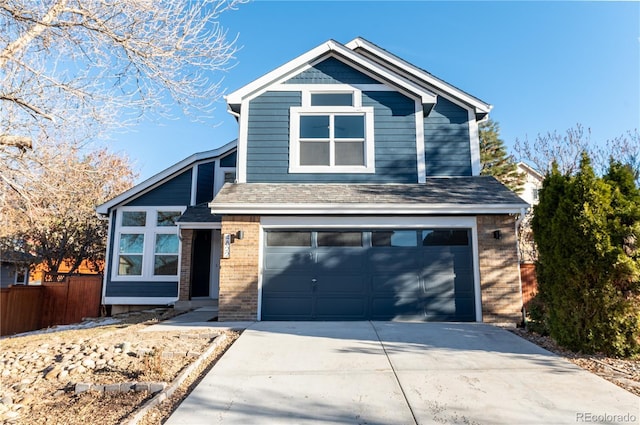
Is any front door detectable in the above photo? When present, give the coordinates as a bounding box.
[191,230,212,297]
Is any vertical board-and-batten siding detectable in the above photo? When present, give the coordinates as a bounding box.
[246,58,417,183]
[424,97,472,176]
[196,161,215,205]
[104,170,193,299]
[127,169,193,206]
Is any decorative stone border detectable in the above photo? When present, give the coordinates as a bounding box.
[74,381,167,395]
[123,333,229,425]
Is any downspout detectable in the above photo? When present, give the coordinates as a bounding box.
[515,207,528,326]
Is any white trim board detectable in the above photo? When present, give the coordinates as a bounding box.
[103,297,178,305]
[212,203,529,216]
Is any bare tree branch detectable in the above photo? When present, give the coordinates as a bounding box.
[1,0,247,152]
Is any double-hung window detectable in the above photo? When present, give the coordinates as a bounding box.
[290,90,375,173]
[114,208,183,281]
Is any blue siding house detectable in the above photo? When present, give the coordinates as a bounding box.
[97,142,237,311]
[98,38,528,323]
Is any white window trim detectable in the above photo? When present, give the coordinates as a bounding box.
[289,105,375,174]
[215,166,237,195]
[14,268,28,285]
[111,206,185,282]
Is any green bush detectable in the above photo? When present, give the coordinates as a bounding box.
[524,293,549,336]
[532,154,640,357]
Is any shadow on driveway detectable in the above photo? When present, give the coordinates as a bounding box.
[165,321,639,425]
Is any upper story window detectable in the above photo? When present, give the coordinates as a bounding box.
[113,207,184,281]
[290,89,375,174]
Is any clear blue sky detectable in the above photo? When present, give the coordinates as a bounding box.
[107,0,640,182]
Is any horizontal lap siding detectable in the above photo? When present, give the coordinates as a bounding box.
[285,57,379,85]
[246,90,418,183]
[246,91,300,182]
[105,281,178,298]
[424,98,472,177]
[365,91,416,182]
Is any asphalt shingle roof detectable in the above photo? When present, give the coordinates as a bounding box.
[210,177,528,207]
[176,204,222,223]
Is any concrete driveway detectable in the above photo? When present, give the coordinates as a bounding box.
[165,322,639,425]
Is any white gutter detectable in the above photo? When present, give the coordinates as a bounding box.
[515,206,529,324]
[209,202,530,216]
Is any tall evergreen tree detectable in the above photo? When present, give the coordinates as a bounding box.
[478,119,525,192]
[532,154,640,356]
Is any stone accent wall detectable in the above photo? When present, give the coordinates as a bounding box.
[179,229,193,301]
[477,215,523,325]
[218,216,261,321]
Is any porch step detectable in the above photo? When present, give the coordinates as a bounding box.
[174,299,219,311]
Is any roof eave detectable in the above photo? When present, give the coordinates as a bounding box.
[224,39,437,109]
[345,37,492,116]
[96,139,237,215]
[209,202,530,216]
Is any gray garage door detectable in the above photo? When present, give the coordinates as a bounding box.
[261,229,475,321]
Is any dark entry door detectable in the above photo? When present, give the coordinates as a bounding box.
[191,230,212,297]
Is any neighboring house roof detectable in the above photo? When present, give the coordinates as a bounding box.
[225,38,443,115]
[345,37,492,119]
[517,162,544,182]
[0,250,35,264]
[210,177,529,215]
[96,140,237,215]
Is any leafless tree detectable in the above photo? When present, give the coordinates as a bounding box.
[1,0,247,151]
[0,139,136,274]
[514,124,639,180]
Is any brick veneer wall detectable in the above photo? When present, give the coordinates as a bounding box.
[477,215,523,325]
[218,216,261,321]
[178,229,193,301]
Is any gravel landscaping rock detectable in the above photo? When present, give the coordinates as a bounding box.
[0,309,239,425]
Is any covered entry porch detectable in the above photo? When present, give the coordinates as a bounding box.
[176,205,222,310]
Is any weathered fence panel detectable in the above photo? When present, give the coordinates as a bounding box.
[0,275,102,336]
[0,286,44,336]
[64,276,102,324]
[41,283,70,328]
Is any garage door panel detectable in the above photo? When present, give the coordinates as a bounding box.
[423,296,476,321]
[262,272,313,293]
[422,273,474,295]
[261,296,313,320]
[370,297,426,320]
[316,250,366,272]
[315,275,366,294]
[369,249,420,272]
[316,296,366,319]
[264,251,314,271]
[372,273,421,296]
[262,228,476,322]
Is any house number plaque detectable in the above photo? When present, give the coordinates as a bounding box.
[223,233,231,259]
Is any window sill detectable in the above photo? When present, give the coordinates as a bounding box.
[288,165,376,174]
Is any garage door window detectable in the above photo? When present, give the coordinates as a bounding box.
[422,230,469,246]
[317,232,362,247]
[372,230,417,247]
[266,231,312,247]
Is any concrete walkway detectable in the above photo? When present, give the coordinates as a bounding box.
[165,321,639,425]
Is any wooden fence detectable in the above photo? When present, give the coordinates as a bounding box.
[0,275,102,336]
[520,263,538,307]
